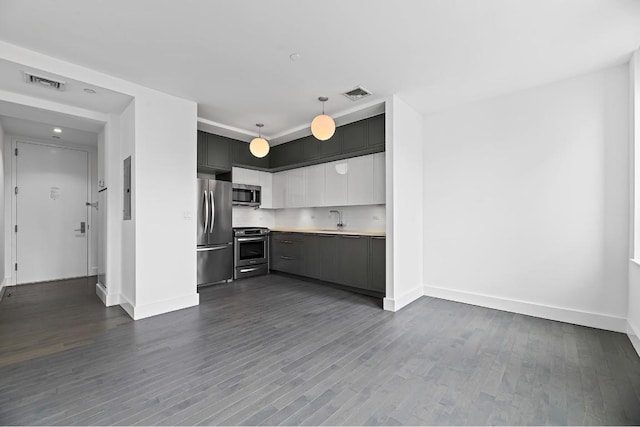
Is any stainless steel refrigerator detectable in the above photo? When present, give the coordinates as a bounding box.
[197,179,233,286]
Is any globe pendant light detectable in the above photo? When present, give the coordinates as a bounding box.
[311,96,336,141]
[250,123,270,158]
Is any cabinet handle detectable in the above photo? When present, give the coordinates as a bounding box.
[280,240,294,244]
[280,256,294,260]
[340,235,361,239]
[371,236,385,240]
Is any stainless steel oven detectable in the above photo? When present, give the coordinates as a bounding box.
[233,227,269,279]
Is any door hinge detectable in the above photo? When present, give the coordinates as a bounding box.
[14,263,17,271]
[14,186,18,195]
[14,148,18,156]
[14,225,17,233]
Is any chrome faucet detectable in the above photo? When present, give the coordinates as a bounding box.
[329,210,345,229]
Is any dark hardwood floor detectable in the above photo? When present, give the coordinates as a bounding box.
[1,274,640,425]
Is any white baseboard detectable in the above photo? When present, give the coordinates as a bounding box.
[119,294,135,319]
[119,293,200,320]
[383,285,424,312]
[423,284,627,333]
[95,282,120,307]
[628,322,640,359]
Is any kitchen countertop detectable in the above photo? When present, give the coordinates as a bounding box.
[269,227,386,237]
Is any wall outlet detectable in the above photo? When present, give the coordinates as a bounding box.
[373,215,381,220]
[183,211,192,220]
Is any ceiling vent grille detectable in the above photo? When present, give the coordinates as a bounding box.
[23,72,66,91]
[342,86,372,101]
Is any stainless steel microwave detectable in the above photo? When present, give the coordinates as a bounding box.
[232,183,261,207]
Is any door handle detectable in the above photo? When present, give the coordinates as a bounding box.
[203,191,209,232]
[74,222,86,234]
[210,191,215,233]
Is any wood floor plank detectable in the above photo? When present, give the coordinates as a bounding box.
[1,274,640,425]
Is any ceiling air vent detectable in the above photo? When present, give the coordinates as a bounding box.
[342,86,372,101]
[23,72,66,91]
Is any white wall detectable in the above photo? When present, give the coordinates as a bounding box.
[628,48,640,354]
[383,95,424,311]
[0,122,5,291]
[273,205,385,231]
[423,64,630,332]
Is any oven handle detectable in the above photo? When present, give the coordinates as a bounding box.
[236,237,266,242]
[239,267,261,273]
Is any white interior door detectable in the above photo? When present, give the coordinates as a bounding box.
[16,141,89,284]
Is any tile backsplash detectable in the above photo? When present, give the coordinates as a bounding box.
[232,206,276,228]
[233,204,386,231]
[274,205,386,231]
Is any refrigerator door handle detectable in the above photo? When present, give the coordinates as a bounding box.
[209,190,215,233]
[203,190,209,232]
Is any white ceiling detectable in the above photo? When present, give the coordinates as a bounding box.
[0,100,102,146]
[0,0,639,137]
[1,115,99,147]
[0,58,132,114]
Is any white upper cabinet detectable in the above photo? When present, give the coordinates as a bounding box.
[305,164,325,207]
[287,168,306,208]
[272,171,286,209]
[266,152,385,209]
[347,155,373,205]
[325,160,349,207]
[372,152,385,204]
[259,171,273,208]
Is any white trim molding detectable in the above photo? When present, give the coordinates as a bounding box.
[95,282,120,307]
[120,293,199,321]
[628,322,640,358]
[423,284,627,333]
[383,285,424,312]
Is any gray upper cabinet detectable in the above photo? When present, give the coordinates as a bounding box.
[270,139,305,169]
[198,114,385,174]
[341,120,368,154]
[197,131,206,168]
[232,140,270,170]
[302,133,342,161]
[369,237,386,293]
[335,235,369,290]
[198,132,232,173]
[367,114,385,149]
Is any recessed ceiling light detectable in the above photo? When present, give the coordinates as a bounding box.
[289,53,301,61]
[83,88,97,94]
[53,127,62,133]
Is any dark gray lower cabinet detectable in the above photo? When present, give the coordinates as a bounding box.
[335,235,369,289]
[303,234,337,283]
[369,236,386,292]
[270,231,385,296]
[270,233,303,275]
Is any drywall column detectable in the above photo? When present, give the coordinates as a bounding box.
[383,95,424,311]
[0,121,5,292]
[131,91,198,319]
[629,48,640,356]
